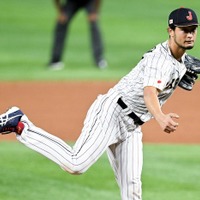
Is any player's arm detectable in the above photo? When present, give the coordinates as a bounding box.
[143,86,179,134]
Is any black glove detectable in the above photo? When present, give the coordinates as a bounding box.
[184,54,200,73]
[178,55,200,91]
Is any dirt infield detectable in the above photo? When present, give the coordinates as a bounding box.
[0,81,200,144]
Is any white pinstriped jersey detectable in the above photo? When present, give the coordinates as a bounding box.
[13,39,190,200]
[113,41,187,123]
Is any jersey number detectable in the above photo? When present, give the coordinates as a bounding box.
[166,78,180,89]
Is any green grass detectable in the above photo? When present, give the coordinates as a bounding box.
[0,142,200,200]
[142,144,200,200]
[0,0,200,81]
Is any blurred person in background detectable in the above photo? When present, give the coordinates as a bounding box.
[48,0,107,70]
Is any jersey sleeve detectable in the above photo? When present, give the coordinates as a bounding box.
[143,54,170,91]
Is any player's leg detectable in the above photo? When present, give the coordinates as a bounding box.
[85,0,107,68]
[107,126,143,200]
[49,0,79,66]
[16,92,121,174]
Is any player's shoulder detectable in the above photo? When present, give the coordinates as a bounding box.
[147,41,168,55]
[143,41,170,61]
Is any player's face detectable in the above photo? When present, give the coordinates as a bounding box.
[172,26,198,50]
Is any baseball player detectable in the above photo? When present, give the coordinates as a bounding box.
[0,7,199,200]
[48,0,107,70]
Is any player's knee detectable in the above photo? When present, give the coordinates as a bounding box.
[69,171,83,175]
[69,167,84,175]
[61,165,85,175]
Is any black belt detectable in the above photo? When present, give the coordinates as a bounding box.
[117,98,144,125]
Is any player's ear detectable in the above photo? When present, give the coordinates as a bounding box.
[167,27,175,38]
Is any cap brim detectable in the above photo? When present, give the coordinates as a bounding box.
[174,23,199,27]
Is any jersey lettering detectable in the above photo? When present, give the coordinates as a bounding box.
[165,78,180,89]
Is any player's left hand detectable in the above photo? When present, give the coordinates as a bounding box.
[178,55,200,91]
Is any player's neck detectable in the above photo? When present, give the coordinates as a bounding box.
[168,40,186,62]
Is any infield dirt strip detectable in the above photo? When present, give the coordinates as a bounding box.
[0,81,200,143]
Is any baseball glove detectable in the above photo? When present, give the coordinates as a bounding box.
[178,55,200,91]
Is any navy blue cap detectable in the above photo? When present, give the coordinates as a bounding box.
[168,8,199,28]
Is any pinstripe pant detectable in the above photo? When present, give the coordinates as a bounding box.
[17,89,143,200]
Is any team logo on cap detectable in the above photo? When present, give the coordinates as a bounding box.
[186,11,193,21]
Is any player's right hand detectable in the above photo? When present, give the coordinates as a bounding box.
[58,12,68,24]
[157,113,179,134]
